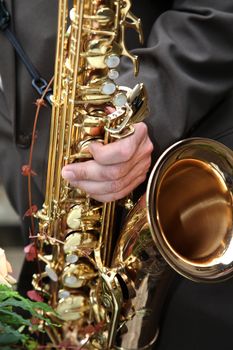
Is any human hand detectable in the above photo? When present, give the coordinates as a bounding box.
[62,122,153,202]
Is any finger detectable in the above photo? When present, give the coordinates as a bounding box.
[69,156,151,195]
[62,134,152,182]
[89,122,149,165]
[88,174,147,203]
[62,158,135,182]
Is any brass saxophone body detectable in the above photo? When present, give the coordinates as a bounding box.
[33,1,233,349]
[34,0,149,348]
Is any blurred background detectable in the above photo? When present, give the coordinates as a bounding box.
[0,183,24,281]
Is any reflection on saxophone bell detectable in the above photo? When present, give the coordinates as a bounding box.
[30,0,233,349]
[112,137,233,349]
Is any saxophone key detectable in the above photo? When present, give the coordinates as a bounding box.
[56,294,90,321]
[66,253,79,264]
[105,54,120,69]
[58,289,71,300]
[67,204,82,230]
[45,264,59,282]
[108,68,119,80]
[125,11,144,44]
[64,231,98,254]
[96,7,115,26]
[62,262,97,288]
[101,80,116,95]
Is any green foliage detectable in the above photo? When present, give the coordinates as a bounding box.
[0,285,58,350]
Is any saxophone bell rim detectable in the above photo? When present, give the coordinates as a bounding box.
[147,137,233,283]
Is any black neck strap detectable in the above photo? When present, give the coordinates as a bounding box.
[0,0,52,105]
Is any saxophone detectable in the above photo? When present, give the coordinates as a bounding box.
[33,0,233,349]
[33,0,149,348]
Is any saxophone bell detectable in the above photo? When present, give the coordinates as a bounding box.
[148,137,233,281]
[112,137,233,349]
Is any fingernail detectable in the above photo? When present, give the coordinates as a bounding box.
[62,169,76,181]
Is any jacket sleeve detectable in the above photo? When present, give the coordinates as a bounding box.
[118,0,233,154]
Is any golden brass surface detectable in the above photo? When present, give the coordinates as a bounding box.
[33,0,149,349]
[57,294,90,321]
[148,138,233,282]
[64,231,98,253]
[157,158,232,261]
